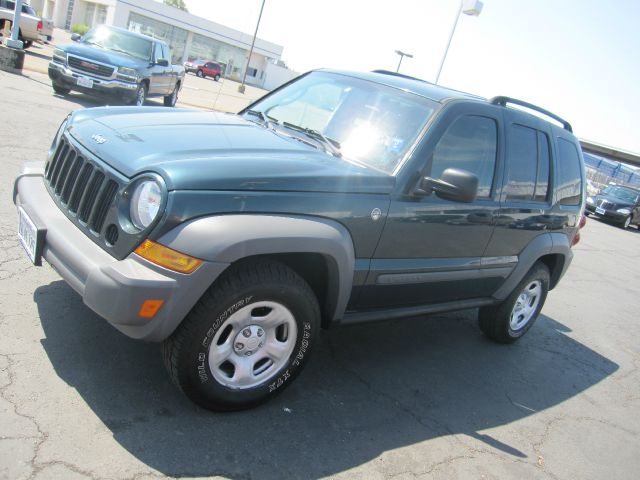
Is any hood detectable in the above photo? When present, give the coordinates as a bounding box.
[67,108,395,194]
[59,43,146,69]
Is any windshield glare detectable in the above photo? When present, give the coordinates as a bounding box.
[602,185,639,203]
[83,26,153,61]
[250,71,437,173]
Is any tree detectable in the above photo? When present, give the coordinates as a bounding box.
[163,0,188,12]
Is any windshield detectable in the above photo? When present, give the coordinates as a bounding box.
[248,71,437,173]
[602,185,640,203]
[82,25,153,61]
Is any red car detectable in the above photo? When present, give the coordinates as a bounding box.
[196,61,222,81]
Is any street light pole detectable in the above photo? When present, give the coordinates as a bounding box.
[238,0,266,94]
[434,0,483,85]
[395,50,413,73]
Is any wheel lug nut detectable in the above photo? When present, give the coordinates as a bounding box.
[245,351,253,356]
[257,329,264,337]
[235,342,244,350]
[242,329,251,338]
[259,342,263,348]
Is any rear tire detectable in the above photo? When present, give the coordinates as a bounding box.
[164,82,179,107]
[479,262,550,343]
[162,259,320,411]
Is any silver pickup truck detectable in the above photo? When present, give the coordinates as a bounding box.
[0,0,53,48]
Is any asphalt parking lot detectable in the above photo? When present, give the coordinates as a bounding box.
[1,68,640,480]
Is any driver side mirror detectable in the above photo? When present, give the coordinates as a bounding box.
[416,168,479,203]
[71,33,81,42]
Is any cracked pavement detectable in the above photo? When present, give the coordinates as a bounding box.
[1,69,639,479]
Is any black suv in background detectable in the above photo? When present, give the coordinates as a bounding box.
[14,69,586,411]
[586,184,640,229]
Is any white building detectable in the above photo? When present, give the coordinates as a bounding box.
[28,0,298,88]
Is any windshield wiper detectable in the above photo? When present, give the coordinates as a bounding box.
[245,109,275,129]
[282,122,341,157]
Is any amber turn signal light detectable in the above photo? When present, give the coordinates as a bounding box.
[134,239,203,274]
[139,299,165,318]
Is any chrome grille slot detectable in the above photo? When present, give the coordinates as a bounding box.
[91,180,118,233]
[49,144,69,186]
[68,56,115,78]
[69,163,94,213]
[78,170,105,224]
[45,141,66,180]
[60,154,82,204]
[54,150,76,195]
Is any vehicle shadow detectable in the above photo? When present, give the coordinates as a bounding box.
[34,281,618,479]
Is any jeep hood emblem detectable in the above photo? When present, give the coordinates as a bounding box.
[92,134,107,144]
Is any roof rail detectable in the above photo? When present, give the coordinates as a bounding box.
[371,70,430,84]
[490,96,572,132]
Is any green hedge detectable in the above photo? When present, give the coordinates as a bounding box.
[71,24,90,36]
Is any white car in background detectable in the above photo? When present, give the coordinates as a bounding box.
[0,0,54,48]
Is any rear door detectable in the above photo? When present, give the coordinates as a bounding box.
[485,109,561,257]
[350,102,506,310]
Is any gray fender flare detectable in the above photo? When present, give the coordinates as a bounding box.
[157,214,356,322]
[492,232,573,301]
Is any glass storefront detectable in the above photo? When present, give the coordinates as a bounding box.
[127,12,187,64]
[188,32,247,79]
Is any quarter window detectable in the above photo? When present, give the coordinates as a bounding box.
[556,138,583,205]
[431,115,497,198]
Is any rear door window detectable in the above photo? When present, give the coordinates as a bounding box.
[505,124,551,202]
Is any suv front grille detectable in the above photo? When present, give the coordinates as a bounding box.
[68,55,115,78]
[45,138,120,236]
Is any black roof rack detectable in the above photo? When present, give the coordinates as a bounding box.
[490,96,572,132]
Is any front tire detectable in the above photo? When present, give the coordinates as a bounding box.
[214,74,220,81]
[621,215,631,229]
[479,262,550,343]
[52,84,71,95]
[162,259,320,411]
[132,82,147,106]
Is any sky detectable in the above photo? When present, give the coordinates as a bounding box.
[179,0,640,155]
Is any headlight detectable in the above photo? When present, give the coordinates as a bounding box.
[586,197,594,204]
[117,67,139,82]
[53,48,66,64]
[130,179,163,230]
[617,208,631,215]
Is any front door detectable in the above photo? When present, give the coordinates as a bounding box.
[351,103,507,310]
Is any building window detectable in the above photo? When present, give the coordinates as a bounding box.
[246,67,258,77]
[127,12,187,64]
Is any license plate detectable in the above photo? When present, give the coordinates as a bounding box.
[595,207,606,215]
[77,76,93,88]
[17,206,45,266]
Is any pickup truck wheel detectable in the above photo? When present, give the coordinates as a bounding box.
[133,83,147,106]
[479,262,550,343]
[52,84,71,95]
[196,70,205,78]
[162,259,320,411]
[163,83,179,107]
[214,74,220,81]
[22,40,32,49]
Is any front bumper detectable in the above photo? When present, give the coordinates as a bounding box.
[14,166,229,342]
[585,203,627,224]
[48,61,138,102]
